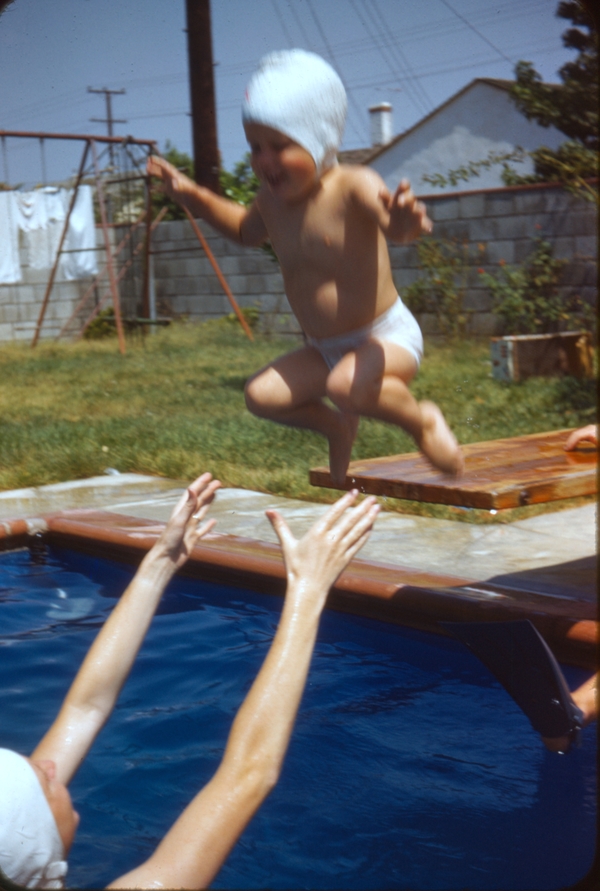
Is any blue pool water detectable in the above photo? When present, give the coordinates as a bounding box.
[0,545,596,889]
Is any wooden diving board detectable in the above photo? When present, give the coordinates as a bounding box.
[310,429,597,511]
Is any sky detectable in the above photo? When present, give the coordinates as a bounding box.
[0,0,575,187]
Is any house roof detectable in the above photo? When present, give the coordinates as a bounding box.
[337,146,379,165]
[340,77,522,166]
[367,78,518,163]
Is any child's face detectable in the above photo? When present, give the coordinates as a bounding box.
[244,123,317,202]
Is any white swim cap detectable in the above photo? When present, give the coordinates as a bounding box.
[242,49,347,174]
[0,749,68,889]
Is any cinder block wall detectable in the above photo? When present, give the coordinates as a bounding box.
[0,229,111,343]
[2,181,595,343]
[390,182,597,335]
[151,220,298,335]
[151,180,596,338]
[0,269,83,343]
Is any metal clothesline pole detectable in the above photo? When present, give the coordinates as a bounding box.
[0,129,156,148]
[75,206,168,340]
[90,138,126,355]
[56,208,147,341]
[3,129,158,351]
[31,140,91,348]
[182,206,254,342]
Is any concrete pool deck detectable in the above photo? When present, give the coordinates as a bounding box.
[0,472,596,582]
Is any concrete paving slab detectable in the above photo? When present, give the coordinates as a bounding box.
[0,474,179,517]
[0,473,595,582]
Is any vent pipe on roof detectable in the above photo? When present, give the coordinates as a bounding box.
[369,102,393,147]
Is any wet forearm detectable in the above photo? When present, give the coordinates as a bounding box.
[68,551,175,711]
[109,581,326,890]
[32,550,177,781]
[224,580,322,771]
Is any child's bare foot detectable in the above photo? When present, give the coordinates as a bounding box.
[328,412,360,486]
[418,401,463,476]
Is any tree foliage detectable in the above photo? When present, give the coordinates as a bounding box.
[422,149,528,189]
[151,144,260,221]
[508,1,598,186]
[219,154,260,206]
[511,3,597,149]
[422,2,598,199]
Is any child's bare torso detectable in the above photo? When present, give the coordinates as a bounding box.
[255,165,398,339]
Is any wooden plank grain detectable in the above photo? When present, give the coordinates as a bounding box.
[310,429,597,509]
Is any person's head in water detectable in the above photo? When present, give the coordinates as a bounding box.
[0,748,78,889]
[242,49,347,200]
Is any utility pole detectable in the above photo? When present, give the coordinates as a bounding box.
[88,86,127,166]
[185,0,220,193]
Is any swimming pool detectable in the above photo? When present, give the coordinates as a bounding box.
[0,544,596,889]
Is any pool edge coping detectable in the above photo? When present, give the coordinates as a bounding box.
[1,507,597,670]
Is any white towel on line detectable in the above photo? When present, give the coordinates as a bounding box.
[0,191,21,284]
[0,186,98,283]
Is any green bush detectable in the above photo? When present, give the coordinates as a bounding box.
[402,237,469,338]
[221,305,260,330]
[478,238,592,334]
[83,307,117,340]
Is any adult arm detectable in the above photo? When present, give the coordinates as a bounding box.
[348,166,432,243]
[108,491,380,890]
[146,156,268,246]
[31,474,221,786]
[564,424,597,450]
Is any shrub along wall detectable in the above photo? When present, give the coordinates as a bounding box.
[150,180,597,338]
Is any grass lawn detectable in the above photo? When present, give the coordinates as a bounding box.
[0,321,596,516]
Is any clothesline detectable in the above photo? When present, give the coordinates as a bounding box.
[0,185,97,285]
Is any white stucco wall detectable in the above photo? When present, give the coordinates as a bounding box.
[370,82,565,194]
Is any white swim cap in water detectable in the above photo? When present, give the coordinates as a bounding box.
[242,49,347,174]
[0,749,67,889]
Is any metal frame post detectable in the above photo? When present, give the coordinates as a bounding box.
[182,206,254,341]
[31,140,90,347]
[90,138,126,354]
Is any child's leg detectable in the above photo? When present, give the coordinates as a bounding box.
[245,346,359,484]
[325,339,462,475]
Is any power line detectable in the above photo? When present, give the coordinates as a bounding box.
[437,0,515,65]
[88,86,127,165]
[348,0,430,118]
[269,0,295,47]
[366,0,434,112]
[286,0,315,47]
[302,0,366,143]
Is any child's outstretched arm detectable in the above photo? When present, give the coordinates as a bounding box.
[380,178,433,243]
[31,473,221,786]
[108,491,380,890]
[147,155,268,246]
[349,167,433,244]
[348,166,432,243]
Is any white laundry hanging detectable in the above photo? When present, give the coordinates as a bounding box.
[0,191,21,284]
[19,188,62,271]
[61,185,98,280]
[0,185,98,284]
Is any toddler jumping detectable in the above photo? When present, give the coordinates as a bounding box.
[148,49,462,483]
